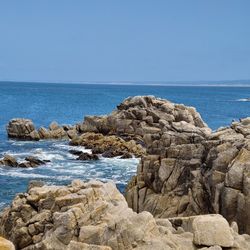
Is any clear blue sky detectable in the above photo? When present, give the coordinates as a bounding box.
[0,1,250,82]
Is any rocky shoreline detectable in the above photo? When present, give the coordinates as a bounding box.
[1,95,250,249]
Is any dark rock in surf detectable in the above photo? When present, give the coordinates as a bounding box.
[77,152,99,161]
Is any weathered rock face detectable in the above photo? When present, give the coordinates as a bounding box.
[121,102,250,234]
[7,119,78,141]
[78,96,250,234]
[0,180,249,250]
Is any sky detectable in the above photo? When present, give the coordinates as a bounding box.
[0,1,250,83]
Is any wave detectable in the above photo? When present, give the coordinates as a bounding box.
[236,98,250,102]
[0,170,50,179]
[53,143,92,154]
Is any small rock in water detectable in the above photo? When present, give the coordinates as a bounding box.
[77,152,99,161]
[0,154,18,167]
[69,149,83,156]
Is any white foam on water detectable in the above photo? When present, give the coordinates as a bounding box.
[32,149,66,161]
[53,143,92,154]
[0,202,7,210]
[0,170,50,179]
[10,140,37,146]
[236,98,250,102]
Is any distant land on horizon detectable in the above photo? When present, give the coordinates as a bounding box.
[1,79,250,87]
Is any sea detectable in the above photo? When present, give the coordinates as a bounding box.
[1,81,250,210]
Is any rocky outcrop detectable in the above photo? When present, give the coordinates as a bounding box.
[7,120,78,141]
[79,96,211,141]
[0,155,48,168]
[7,118,39,140]
[70,132,145,158]
[76,96,250,235]
[0,180,249,250]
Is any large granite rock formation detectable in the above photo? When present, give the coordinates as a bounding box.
[0,180,249,250]
[75,96,250,235]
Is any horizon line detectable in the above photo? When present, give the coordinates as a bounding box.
[1,79,250,87]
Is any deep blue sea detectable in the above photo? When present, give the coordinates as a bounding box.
[1,81,250,210]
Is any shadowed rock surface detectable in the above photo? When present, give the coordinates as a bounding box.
[0,180,249,250]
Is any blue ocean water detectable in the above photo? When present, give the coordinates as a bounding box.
[1,81,250,210]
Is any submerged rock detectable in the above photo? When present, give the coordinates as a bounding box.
[1,180,249,250]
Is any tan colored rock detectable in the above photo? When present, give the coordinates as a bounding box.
[7,118,37,140]
[192,214,234,247]
[0,237,15,250]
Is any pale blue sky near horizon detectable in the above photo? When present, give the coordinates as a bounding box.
[0,1,250,83]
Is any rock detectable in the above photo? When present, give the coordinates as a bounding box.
[7,119,75,140]
[6,118,37,140]
[25,156,46,166]
[0,155,48,168]
[0,154,18,167]
[120,152,133,159]
[0,237,15,250]
[68,149,83,156]
[1,180,249,250]
[77,152,99,161]
[102,149,122,158]
[49,121,60,131]
[192,214,234,247]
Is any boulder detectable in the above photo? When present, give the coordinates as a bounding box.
[7,118,37,140]
[0,154,18,167]
[192,215,234,247]
[77,153,99,161]
[68,150,83,156]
